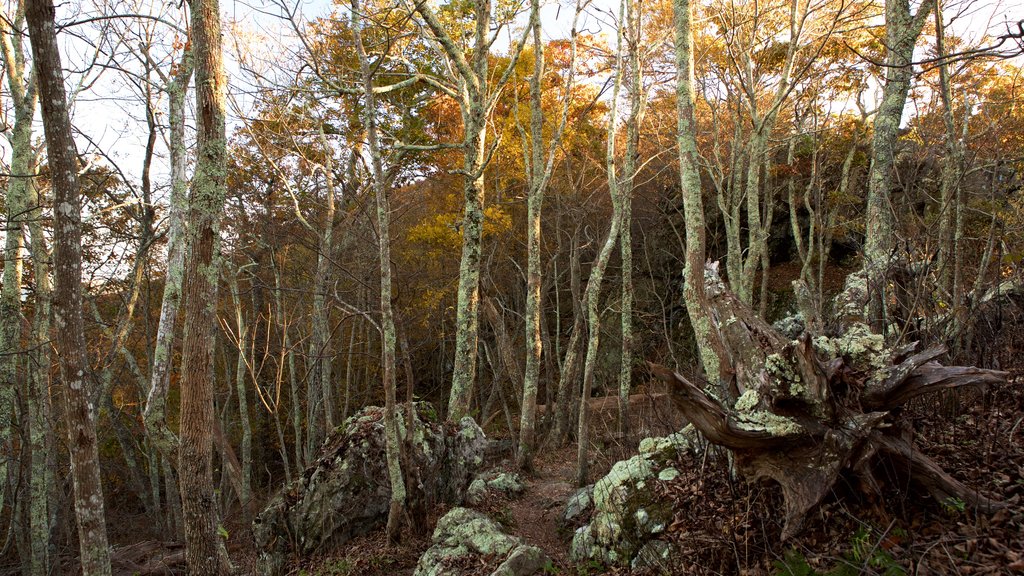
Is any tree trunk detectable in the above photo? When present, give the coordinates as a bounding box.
[618,0,644,441]
[177,0,230,571]
[25,1,112,573]
[354,0,406,542]
[577,0,627,486]
[228,272,253,518]
[144,47,193,463]
[650,263,1006,539]
[863,0,931,330]
[0,5,36,556]
[674,0,724,383]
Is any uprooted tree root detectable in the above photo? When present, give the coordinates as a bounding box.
[648,264,1008,539]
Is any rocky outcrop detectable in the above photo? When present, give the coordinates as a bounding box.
[253,404,486,576]
[414,507,549,576]
[569,428,696,566]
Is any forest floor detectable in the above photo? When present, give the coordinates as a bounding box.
[284,372,1024,576]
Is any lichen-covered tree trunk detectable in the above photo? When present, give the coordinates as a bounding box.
[177,0,231,571]
[25,1,111,573]
[618,0,645,441]
[673,0,723,383]
[0,5,35,550]
[144,46,193,464]
[228,272,253,517]
[518,0,546,470]
[863,0,931,330]
[576,0,627,486]
[354,0,407,542]
[650,263,1006,539]
[411,0,531,422]
[26,184,52,576]
[448,105,487,421]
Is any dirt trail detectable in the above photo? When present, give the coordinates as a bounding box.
[505,447,579,568]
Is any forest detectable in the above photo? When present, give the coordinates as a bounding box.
[1,0,1023,573]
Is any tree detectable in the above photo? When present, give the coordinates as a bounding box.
[407,0,532,421]
[353,0,407,541]
[517,0,584,470]
[674,0,724,383]
[24,0,111,573]
[863,0,932,330]
[177,0,231,571]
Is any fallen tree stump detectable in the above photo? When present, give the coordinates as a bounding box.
[649,263,1008,538]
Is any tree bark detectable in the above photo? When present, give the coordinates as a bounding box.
[674,0,724,384]
[650,264,1007,538]
[177,0,230,571]
[25,0,112,573]
[576,0,627,486]
[863,0,931,330]
[354,0,407,542]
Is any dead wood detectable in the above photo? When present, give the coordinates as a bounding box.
[648,262,1008,538]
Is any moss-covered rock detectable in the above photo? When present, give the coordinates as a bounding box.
[414,507,549,576]
[570,428,696,566]
[562,485,594,527]
[467,470,525,505]
[253,404,486,576]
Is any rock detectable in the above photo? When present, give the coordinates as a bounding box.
[631,539,675,572]
[570,427,696,566]
[253,403,486,576]
[414,507,549,576]
[562,485,594,527]
[467,470,525,505]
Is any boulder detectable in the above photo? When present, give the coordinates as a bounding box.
[561,485,594,527]
[414,507,549,576]
[570,428,696,566]
[466,470,525,505]
[253,403,486,576]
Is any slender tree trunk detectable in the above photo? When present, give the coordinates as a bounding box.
[863,0,931,330]
[577,0,627,486]
[518,0,582,469]
[934,0,964,309]
[353,0,406,541]
[144,48,193,461]
[675,0,724,386]
[228,273,253,518]
[177,0,230,571]
[310,156,337,448]
[272,257,304,470]
[618,0,643,441]
[25,1,111,573]
[0,5,35,549]
[519,0,545,469]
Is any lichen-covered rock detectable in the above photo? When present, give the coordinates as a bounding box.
[467,470,525,505]
[253,404,486,576]
[631,539,675,572]
[570,428,696,566]
[562,485,594,527]
[414,507,549,576]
